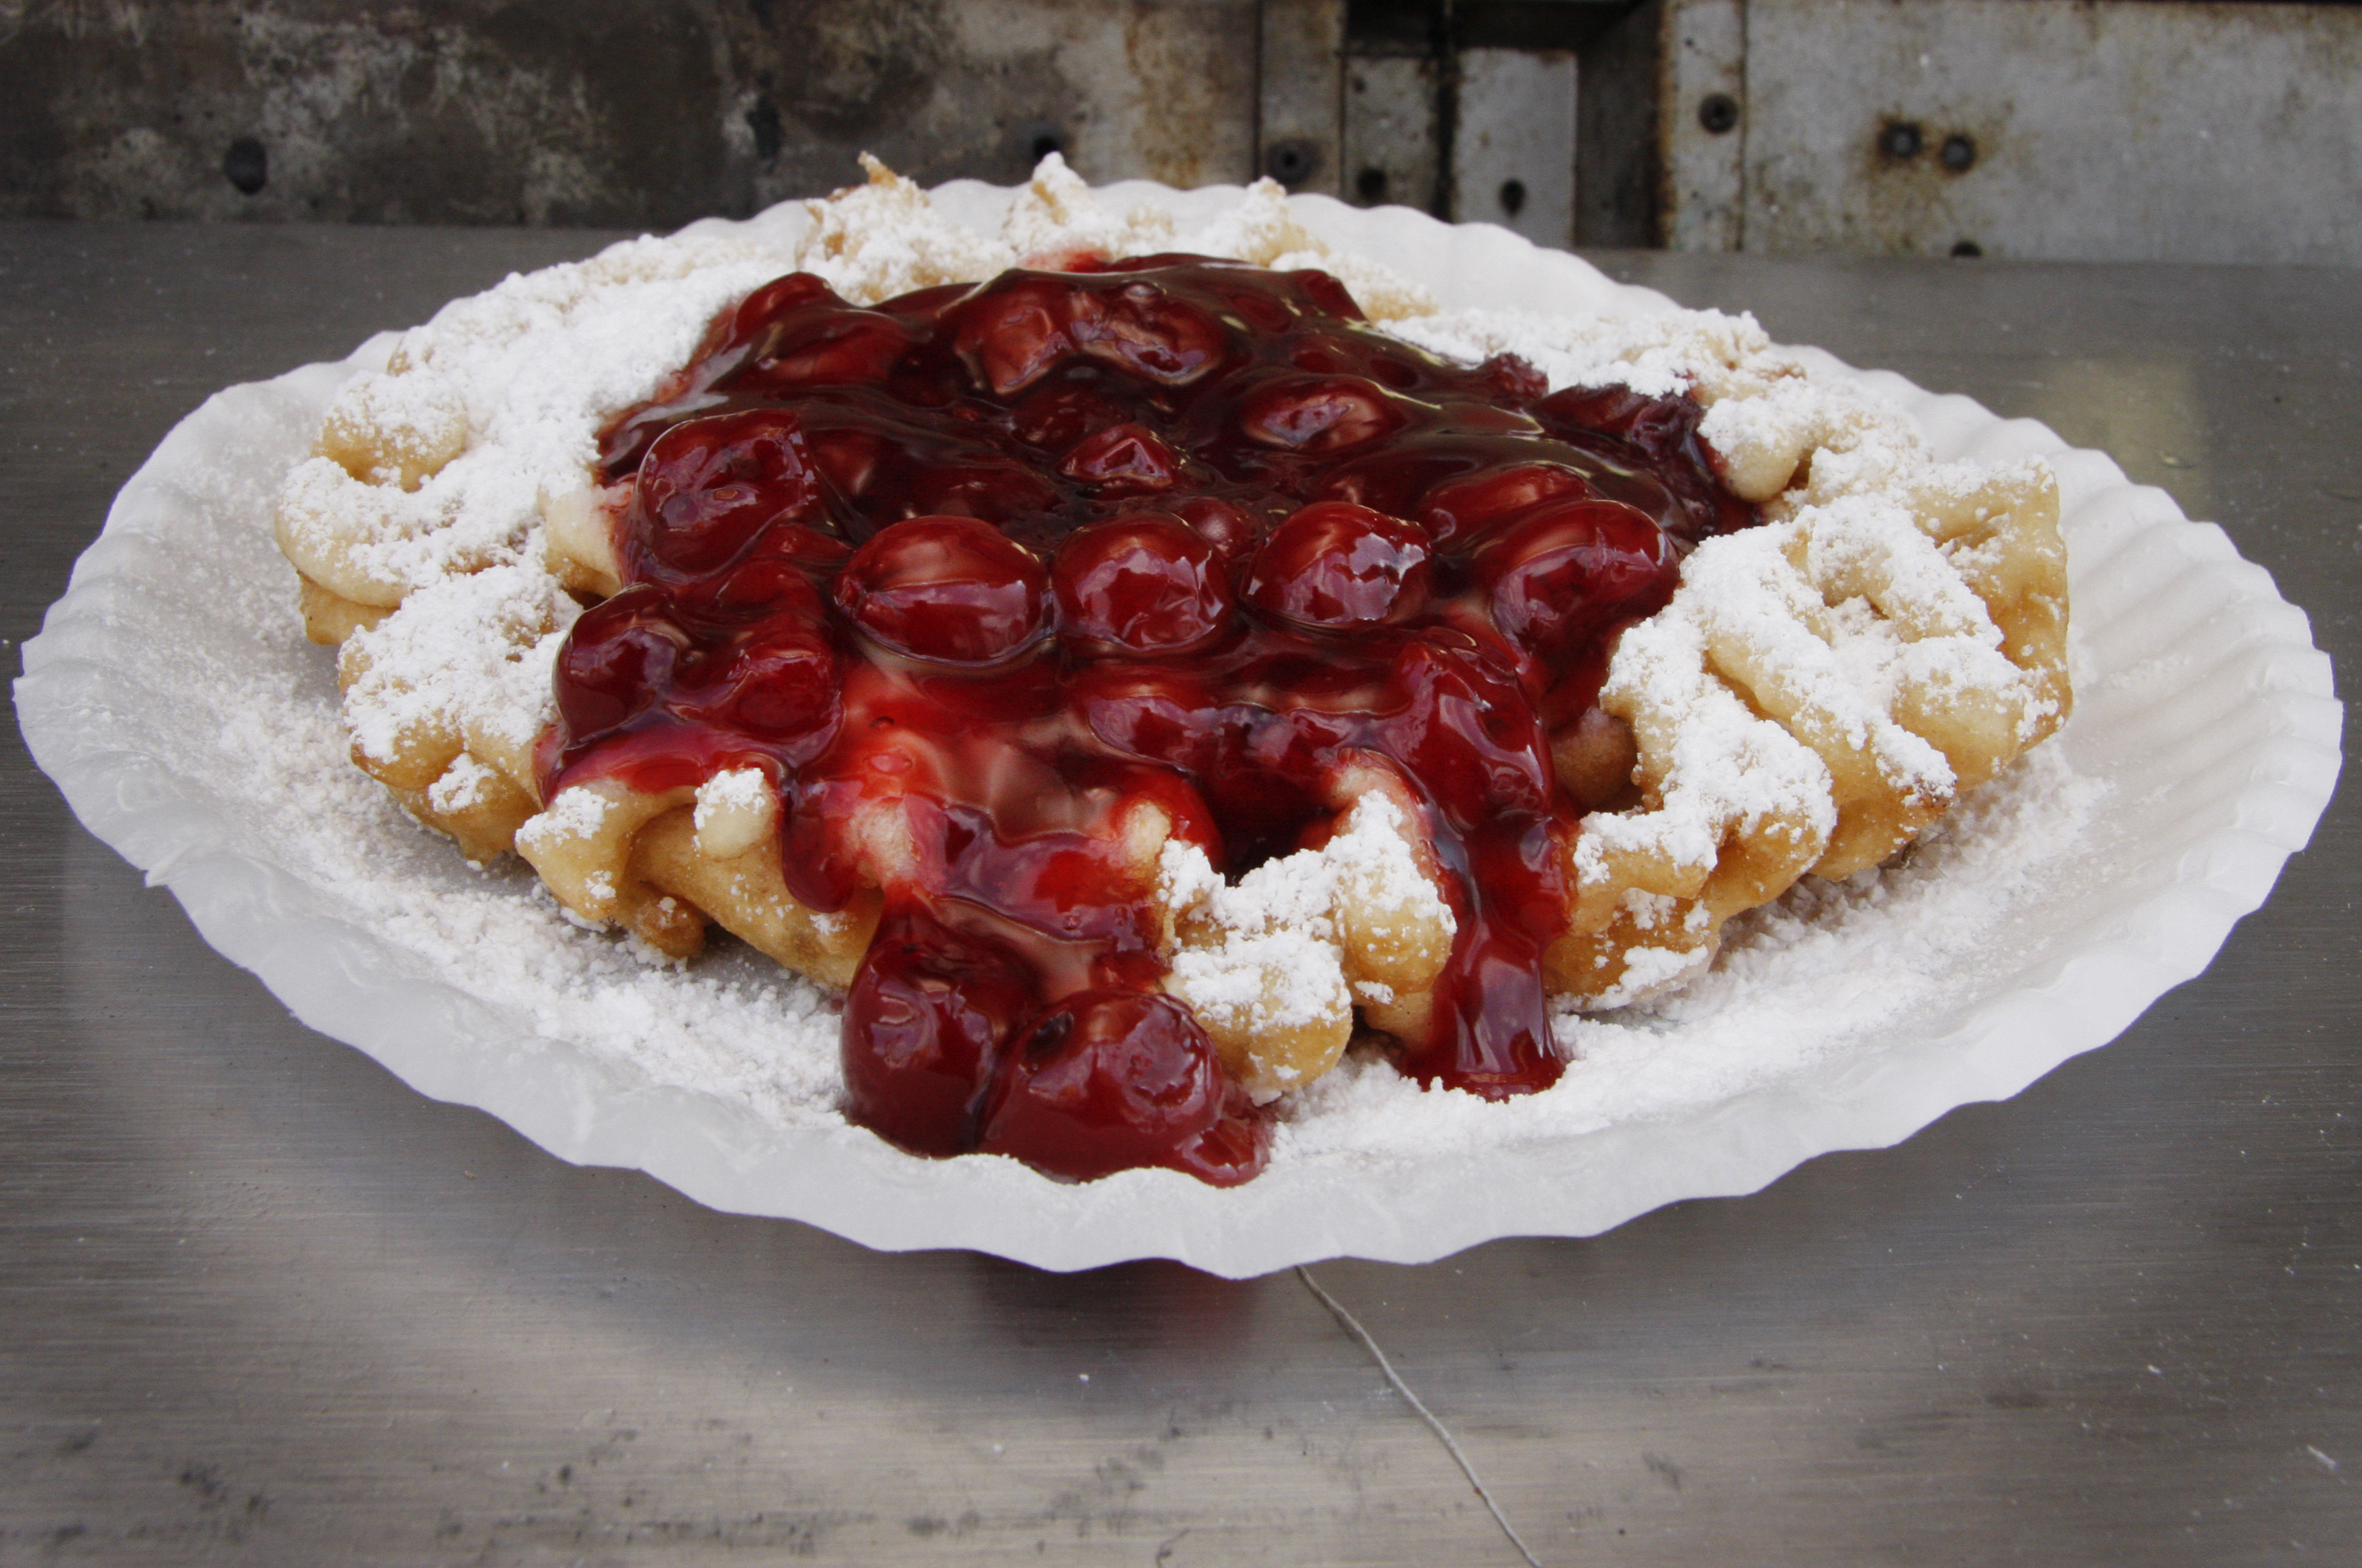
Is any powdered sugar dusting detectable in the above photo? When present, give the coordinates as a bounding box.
[233,163,2097,1179]
[1278,743,2104,1162]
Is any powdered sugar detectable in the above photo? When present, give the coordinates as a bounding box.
[339,560,574,769]
[1157,791,1456,1073]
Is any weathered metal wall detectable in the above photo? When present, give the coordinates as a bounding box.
[5,0,2359,264]
[0,0,1258,227]
[1662,0,2362,262]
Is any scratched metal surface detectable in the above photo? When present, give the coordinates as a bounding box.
[1,221,2353,1565]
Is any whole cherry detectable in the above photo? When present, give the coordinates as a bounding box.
[1067,280,1230,386]
[976,988,1266,1184]
[1235,373,1404,455]
[1057,421,1182,493]
[1475,497,1677,660]
[835,516,1051,664]
[842,908,1039,1156]
[673,612,840,748]
[631,410,825,576]
[553,584,689,743]
[1243,500,1433,630]
[1417,461,1595,549]
[1053,515,1233,656]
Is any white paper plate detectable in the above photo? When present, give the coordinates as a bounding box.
[17,185,2342,1278]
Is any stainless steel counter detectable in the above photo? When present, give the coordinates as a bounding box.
[2,221,2353,1565]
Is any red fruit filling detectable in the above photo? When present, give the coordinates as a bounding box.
[978,988,1268,1184]
[835,517,1051,664]
[550,256,1759,1184]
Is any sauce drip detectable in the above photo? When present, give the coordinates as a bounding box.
[545,256,1757,1184]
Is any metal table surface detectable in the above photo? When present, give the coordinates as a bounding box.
[1,220,2353,1567]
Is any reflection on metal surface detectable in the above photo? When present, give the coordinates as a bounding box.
[2023,357,2212,522]
[1297,1265,1547,1568]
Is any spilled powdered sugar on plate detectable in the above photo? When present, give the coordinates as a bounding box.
[1276,742,2103,1160]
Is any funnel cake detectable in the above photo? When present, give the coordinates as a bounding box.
[273,158,2068,1185]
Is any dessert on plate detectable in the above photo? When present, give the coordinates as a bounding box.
[271,157,2069,1186]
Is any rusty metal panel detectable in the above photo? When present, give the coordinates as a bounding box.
[1737,0,2362,262]
[1453,44,1577,247]
[1659,0,1745,252]
[0,0,1258,227]
[1575,0,1666,248]
[1258,0,1346,193]
[1342,51,1442,212]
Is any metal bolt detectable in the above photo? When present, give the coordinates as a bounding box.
[1264,139,1318,187]
[222,137,267,195]
[1940,133,1977,173]
[744,96,783,163]
[1698,93,1740,136]
[1878,121,1923,161]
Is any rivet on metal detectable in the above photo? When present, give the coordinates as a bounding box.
[222,138,267,195]
[1264,139,1318,187]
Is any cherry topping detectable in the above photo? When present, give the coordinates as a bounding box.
[673,615,838,746]
[1473,353,1550,405]
[703,556,826,621]
[556,255,1766,1185]
[1243,501,1432,629]
[953,277,1074,395]
[629,410,825,576]
[1290,269,1363,322]
[553,585,686,744]
[835,517,1051,664]
[903,455,1061,525]
[976,988,1267,1184]
[738,523,853,574]
[1317,447,1481,520]
[1235,374,1405,455]
[1069,281,1229,386]
[842,908,1039,1157]
[1069,662,1229,777]
[729,272,836,331]
[1009,384,1127,451]
[1058,421,1182,493]
[735,303,912,392]
[1166,495,1258,558]
[1534,384,1755,539]
[1053,515,1232,656]
[1476,497,1679,661]
[804,425,892,500]
[1417,461,1595,548]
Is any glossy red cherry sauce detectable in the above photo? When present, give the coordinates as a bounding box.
[544,256,1758,1184]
